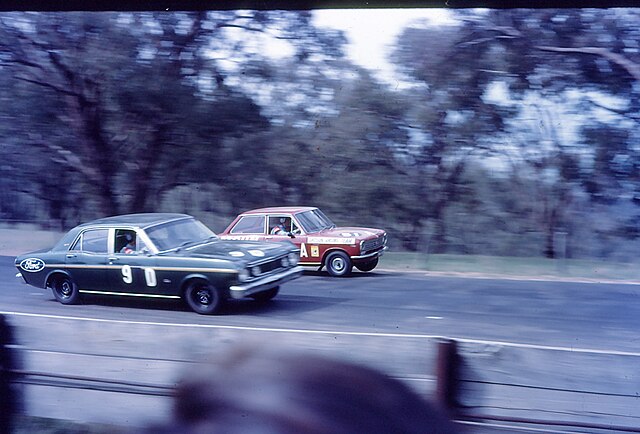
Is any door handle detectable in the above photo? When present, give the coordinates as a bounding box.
[66,254,77,259]
[108,257,119,263]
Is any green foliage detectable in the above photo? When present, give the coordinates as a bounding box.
[1,9,640,260]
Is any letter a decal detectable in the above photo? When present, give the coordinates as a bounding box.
[300,243,308,258]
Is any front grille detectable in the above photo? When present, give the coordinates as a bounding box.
[362,235,386,253]
[260,258,284,274]
[250,256,287,277]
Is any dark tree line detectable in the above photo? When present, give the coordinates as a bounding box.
[0,9,638,260]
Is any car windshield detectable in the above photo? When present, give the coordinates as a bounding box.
[296,209,336,233]
[145,218,217,251]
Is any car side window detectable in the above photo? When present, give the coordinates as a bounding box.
[230,215,266,234]
[115,229,141,254]
[269,216,293,235]
[79,229,109,253]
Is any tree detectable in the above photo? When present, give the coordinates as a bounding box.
[392,22,514,252]
[0,11,346,222]
[390,9,640,257]
[455,9,640,257]
[455,9,640,194]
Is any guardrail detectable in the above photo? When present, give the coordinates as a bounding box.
[2,314,640,433]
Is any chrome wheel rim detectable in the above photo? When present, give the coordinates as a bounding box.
[331,257,345,272]
[196,288,211,305]
[60,281,72,297]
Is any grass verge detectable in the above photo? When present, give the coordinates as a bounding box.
[380,252,640,282]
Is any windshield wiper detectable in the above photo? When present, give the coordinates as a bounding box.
[177,236,217,250]
[175,240,197,251]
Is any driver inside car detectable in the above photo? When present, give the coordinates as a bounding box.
[270,218,289,235]
[120,233,137,254]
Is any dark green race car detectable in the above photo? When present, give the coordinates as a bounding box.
[15,213,303,314]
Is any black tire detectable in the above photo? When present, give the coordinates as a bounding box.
[251,286,279,303]
[325,251,353,277]
[355,258,379,272]
[50,274,80,305]
[184,280,223,314]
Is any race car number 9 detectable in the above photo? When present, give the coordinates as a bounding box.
[121,265,157,287]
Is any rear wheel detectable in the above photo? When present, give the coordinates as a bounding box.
[50,275,80,305]
[355,258,379,272]
[325,251,352,277]
[251,286,279,303]
[184,280,223,314]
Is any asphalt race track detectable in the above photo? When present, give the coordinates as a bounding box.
[2,255,640,432]
[3,255,639,348]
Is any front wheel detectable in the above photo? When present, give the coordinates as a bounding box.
[355,258,379,272]
[325,251,353,277]
[50,275,80,304]
[184,280,223,314]
[251,286,279,303]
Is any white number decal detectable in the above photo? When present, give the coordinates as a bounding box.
[121,265,133,284]
[122,266,157,287]
[144,268,157,287]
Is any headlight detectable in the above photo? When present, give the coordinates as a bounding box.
[251,266,261,276]
[238,268,249,282]
[281,257,289,267]
[288,252,299,266]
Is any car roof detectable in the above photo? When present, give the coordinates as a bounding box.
[77,213,192,229]
[242,207,318,215]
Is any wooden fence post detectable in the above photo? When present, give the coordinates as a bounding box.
[435,339,460,416]
[0,315,19,434]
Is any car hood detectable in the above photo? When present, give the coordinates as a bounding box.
[170,240,294,261]
[309,227,385,240]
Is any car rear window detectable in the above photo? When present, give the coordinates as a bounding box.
[231,215,265,234]
[79,229,109,253]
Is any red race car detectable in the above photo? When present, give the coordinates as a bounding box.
[220,207,387,277]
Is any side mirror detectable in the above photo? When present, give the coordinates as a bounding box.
[288,232,295,239]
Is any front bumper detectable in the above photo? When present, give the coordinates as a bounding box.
[352,246,388,261]
[229,266,304,299]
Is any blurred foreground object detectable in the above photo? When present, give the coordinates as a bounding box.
[144,345,458,434]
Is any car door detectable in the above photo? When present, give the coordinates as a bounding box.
[106,228,158,294]
[64,228,109,291]
[265,215,316,265]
